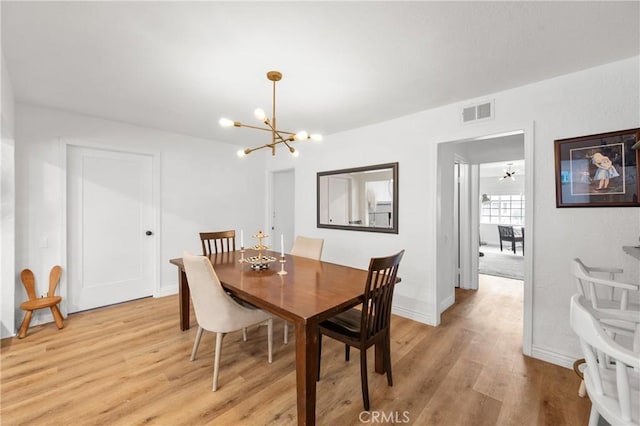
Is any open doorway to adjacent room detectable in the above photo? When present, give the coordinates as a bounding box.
[435,125,533,355]
[478,160,525,281]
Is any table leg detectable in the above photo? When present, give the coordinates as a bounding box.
[295,319,318,426]
[178,269,190,331]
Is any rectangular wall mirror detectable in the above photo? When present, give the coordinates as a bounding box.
[317,162,398,234]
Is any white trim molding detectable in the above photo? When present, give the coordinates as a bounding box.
[530,345,576,370]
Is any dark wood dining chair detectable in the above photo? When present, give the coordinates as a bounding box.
[200,230,236,255]
[317,249,405,411]
[497,225,524,255]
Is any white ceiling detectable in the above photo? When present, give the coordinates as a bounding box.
[2,1,638,147]
[480,159,525,178]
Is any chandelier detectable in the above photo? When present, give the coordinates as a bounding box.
[219,71,322,157]
[500,163,519,181]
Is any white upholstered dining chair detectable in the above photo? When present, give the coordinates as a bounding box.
[182,251,273,391]
[570,294,640,426]
[290,236,324,260]
[283,236,324,344]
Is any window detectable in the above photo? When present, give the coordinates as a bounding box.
[481,195,525,225]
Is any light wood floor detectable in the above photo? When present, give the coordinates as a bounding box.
[1,275,590,425]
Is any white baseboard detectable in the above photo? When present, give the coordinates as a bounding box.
[530,345,575,369]
[439,293,455,314]
[392,304,434,325]
[155,285,178,298]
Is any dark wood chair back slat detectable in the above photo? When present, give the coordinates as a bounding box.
[200,230,236,255]
[362,251,404,341]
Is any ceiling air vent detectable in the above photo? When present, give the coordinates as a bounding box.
[461,100,494,123]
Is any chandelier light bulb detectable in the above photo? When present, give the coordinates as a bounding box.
[294,131,308,141]
[254,108,267,122]
[219,118,234,127]
[237,150,246,157]
[310,133,323,142]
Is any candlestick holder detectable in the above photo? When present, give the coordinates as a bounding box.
[277,255,287,275]
[238,247,245,263]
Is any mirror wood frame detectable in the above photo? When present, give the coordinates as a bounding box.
[316,162,399,234]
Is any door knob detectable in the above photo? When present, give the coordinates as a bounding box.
[145,230,153,236]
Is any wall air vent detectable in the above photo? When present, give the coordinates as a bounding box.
[461,100,494,123]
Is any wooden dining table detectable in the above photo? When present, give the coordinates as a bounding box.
[169,250,388,426]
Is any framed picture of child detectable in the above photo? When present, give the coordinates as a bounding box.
[554,128,640,207]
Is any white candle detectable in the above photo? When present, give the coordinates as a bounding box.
[280,234,284,256]
[240,229,244,248]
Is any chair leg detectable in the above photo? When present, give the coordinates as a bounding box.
[578,380,586,398]
[190,326,204,361]
[499,240,503,251]
[345,344,350,361]
[317,333,322,381]
[213,332,225,391]
[385,334,393,386]
[360,348,370,411]
[50,305,65,329]
[512,241,516,253]
[284,321,288,344]
[17,310,33,339]
[267,319,273,364]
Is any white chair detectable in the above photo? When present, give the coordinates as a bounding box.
[571,258,640,397]
[570,294,640,426]
[182,251,273,391]
[290,236,324,260]
[572,258,639,315]
[283,236,324,344]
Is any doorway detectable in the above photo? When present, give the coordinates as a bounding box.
[271,169,295,252]
[478,160,525,281]
[435,126,533,355]
[66,145,157,313]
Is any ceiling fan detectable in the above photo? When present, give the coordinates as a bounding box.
[500,163,519,181]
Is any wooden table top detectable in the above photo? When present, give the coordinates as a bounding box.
[170,250,370,324]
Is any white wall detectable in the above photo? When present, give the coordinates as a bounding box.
[1,52,16,338]
[266,56,640,367]
[12,104,266,331]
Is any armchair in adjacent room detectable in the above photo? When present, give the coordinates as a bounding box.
[497,225,524,255]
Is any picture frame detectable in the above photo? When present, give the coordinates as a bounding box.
[554,128,640,207]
